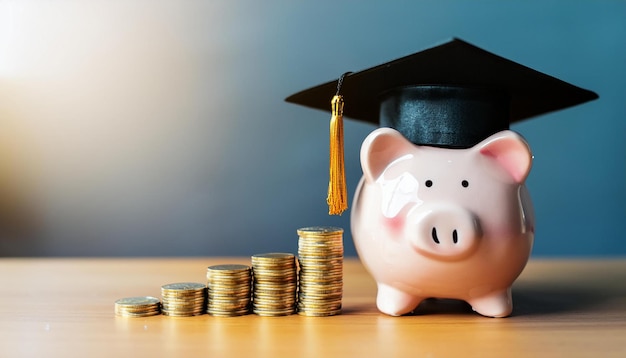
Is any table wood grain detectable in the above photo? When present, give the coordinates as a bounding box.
[0,258,624,357]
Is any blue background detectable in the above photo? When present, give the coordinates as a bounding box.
[0,0,624,257]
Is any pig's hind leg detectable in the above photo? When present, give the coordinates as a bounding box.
[467,288,513,318]
[376,283,423,316]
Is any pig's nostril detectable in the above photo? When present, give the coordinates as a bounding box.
[431,227,440,244]
[453,230,458,244]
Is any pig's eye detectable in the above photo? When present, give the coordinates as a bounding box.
[425,180,433,187]
[461,180,469,188]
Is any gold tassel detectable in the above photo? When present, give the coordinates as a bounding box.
[327,94,347,215]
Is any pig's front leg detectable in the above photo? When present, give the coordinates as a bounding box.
[376,283,423,316]
[467,288,513,318]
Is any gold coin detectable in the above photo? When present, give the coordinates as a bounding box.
[298,284,342,291]
[297,302,340,309]
[159,283,208,316]
[299,269,342,276]
[253,295,296,302]
[207,264,250,273]
[297,309,342,317]
[162,282,206,291]
[161,301,205,308]
[297,258,343,265]
[253,284,297,292]
[207,311,250,317]
[207,271,251,278]
[116,310,161,318]
[252,252,295,261]
[115,296,160,307]
[253,307,296,316]
[297,226,343,236]
[252,300,296,308]
[115,307,161,314]
[297,240,343,247]
[162,310,205,317]
[252,267,295,273]
[250,251,299,318]
[253,278,297,285]
[114,296,161,317]
[298,291,342,299]
[162,294,206,301]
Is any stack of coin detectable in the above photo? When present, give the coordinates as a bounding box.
[206,264,251,317]
[296,226,344,316]
[161,282,207,317]
[251,253,297,316]
[115,296,161,317]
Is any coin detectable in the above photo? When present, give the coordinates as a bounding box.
[252,252,295,261]
[297,226,343,236]
[162,282,206,290]
[251,252,297,317]
[207,264,251,273]
[207,308,251,317]
[296,226,344,317]
[297,308,343,317]
[115,296,160,306]
[114,296,161,317]
[161,282,206,317]
[206,264,251,317]
[253,307,296,317]
[161,310,205,317]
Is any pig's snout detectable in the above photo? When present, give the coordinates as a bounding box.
[408,205,480,260]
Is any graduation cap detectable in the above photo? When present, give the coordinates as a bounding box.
[285,38,598,214]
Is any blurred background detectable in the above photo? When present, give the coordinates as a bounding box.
[0,0,624,257]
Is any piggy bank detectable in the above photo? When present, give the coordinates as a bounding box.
[351,127,534,317]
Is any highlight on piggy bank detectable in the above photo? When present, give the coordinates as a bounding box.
[286,38,598,317]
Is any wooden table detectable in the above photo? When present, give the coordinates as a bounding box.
[0,258,624,357]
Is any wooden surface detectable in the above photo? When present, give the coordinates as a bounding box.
[0,258,625,357]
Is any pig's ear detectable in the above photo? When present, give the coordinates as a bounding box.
[361,128,415,183]
[477,130,532,183]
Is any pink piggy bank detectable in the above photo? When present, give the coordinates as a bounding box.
[351,127,534,317]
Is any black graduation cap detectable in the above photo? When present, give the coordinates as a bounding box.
[285,38,598,148]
